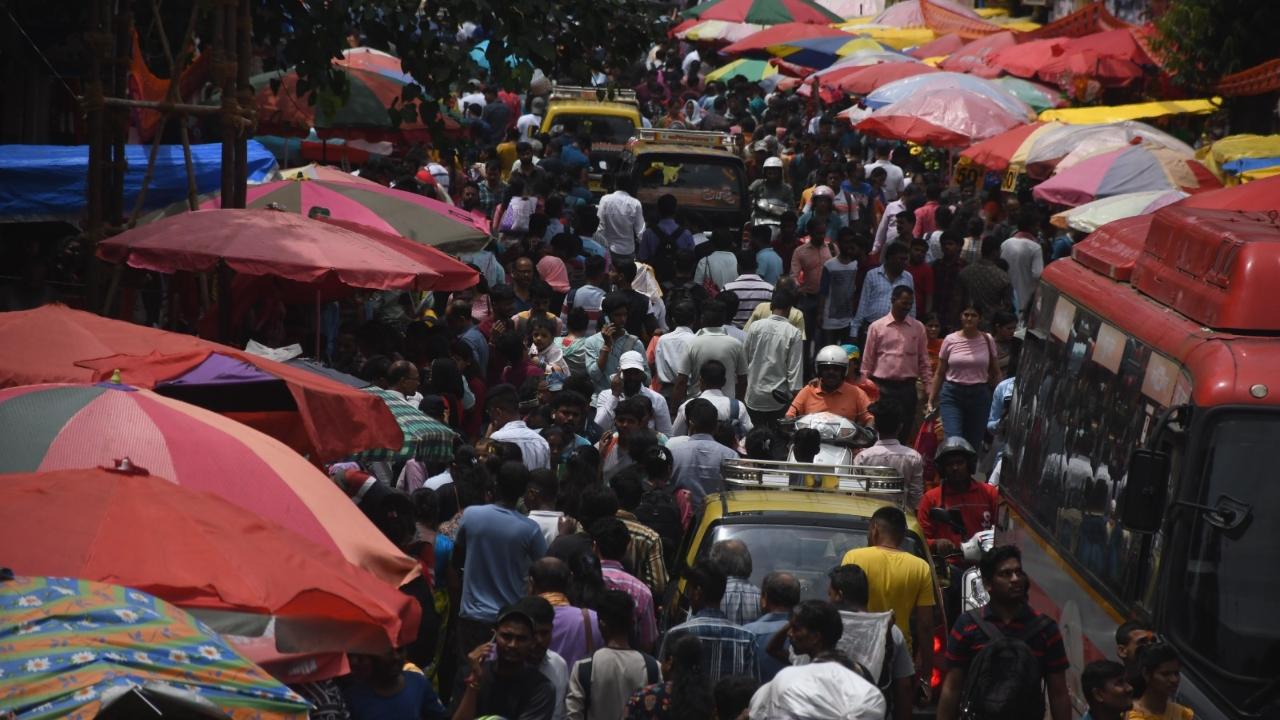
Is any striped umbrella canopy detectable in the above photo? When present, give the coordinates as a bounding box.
[706,58,780,83]
[871,0,981,26]
[682,0,843,25]
[0,383,416,586]
[672,19,764,43]
[866,71,1035,121]
[0,468,421,655]
[960,121,1054,171]
[356,386,459,466]
[200,178,489,254]
[994,76,1065,114]
[1049,189,1188,232]
[0,574,309,720]
[760,35,891,68]
[1033,144,1222,207]
[721,23,852,55]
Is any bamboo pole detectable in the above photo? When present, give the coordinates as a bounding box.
[233,0,252,209]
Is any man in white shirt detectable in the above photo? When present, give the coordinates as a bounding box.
[459,79,486,115]
[673,300,748,406]
[864,141,905,202]
[692,231,739,291]
[743,287,805,429]
[670,360,753,439]
[517,96,546,141]
[594,351,673,436]
[488,384,551,470]
[1001,211,1045,321]
[654,301,697,413]
[594,174,646,265]
[723,251,775,328]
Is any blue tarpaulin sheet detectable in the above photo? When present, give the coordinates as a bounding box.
[0,141,278,222]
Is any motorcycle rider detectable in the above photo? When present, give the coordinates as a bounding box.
[917,437,1000,555]
[750,156,795,213]
[786,345,874,426]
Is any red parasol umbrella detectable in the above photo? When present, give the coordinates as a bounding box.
[98,209,454,295]
[872,0,980,26]
[856,88,1027,147]
[0,467,421,655]
[908,33,966,59]
[720,23,851,55]
[960,121,1048,171]
[988,37,1068,78]
[1036,29,1151,86]
[682,0,843,25]
[939,31,1017,78]
[0,304,402,462]
[825,61,940,95]
[319,217,480,292]
[0,383,416,586]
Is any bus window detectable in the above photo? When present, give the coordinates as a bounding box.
[1168,413,1280,705]
[1004,288,1172,605]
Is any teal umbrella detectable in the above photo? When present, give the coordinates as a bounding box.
[994,76,1065,114]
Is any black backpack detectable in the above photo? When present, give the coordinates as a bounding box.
[647,223,686,284]
[959,612,1053,720]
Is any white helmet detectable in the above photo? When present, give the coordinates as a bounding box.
[815,344,849,369]
[763,156,783,169]
[812,185,834,198]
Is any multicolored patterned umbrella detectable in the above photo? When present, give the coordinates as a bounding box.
[0,574,309,720]
[1033,144,1222,207]
[759,35,891,68]
[959,121,1053,171]
[865,71,1035,121]
[0,383,415,586]
[682,0,843,25]
[1019,121,1194,179]
[856,88,1027,147]
[357,386,458,466]
[672,19,764,43]
[199,178,489,255]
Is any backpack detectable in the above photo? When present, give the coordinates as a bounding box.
[648,223,685,284]
[959,612,1053,720]
[633,489,684,567]
[576,650,661,713]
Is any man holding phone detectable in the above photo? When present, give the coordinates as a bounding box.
[583,293,646,406]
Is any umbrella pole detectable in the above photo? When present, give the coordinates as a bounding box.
[315,288,322,360]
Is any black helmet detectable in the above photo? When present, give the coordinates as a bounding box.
[934,436,978,470]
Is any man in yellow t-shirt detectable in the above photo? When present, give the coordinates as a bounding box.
[842,505,935,689]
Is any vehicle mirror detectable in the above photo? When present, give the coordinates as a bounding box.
[947,508,966,536]
[1121,449,1169,533]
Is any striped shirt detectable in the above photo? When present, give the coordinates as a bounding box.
[946,604,1068,674]
[723,274,775,328]
[661,609,760,682]
[720,577,762,625]
[849,266,916,334]
[601,560,658,651]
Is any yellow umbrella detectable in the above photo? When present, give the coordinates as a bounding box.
[974,7,1008,17]
[835,22,935,49]
[1196,134,1280,180]
[1039,98,1223,124]
[706,58,779,82]
[921,55,948,67]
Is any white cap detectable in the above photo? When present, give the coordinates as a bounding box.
[619,351,647,373]
[763,156,783,169]
[426,162,450,190]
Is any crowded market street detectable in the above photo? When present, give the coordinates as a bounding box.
[0,0,1277,718]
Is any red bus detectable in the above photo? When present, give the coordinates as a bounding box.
[999,207,1280,719]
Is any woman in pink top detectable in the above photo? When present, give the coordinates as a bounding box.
[927,303,1001,450]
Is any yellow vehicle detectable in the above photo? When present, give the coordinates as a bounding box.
[664,459,943,626]
[540,84,641,186]
[618,128,748,229]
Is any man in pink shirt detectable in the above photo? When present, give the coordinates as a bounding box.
[914,184,943,239]
[861,285,930,443]
[788,220,832,370]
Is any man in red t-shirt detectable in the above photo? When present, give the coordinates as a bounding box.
[917,436,999,553]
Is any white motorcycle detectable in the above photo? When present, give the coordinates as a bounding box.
[779,411,878,466]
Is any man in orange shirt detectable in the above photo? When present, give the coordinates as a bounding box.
[786,345,874,426]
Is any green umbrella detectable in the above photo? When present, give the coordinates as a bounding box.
[994,76,1065,114]
[683,0,842,25]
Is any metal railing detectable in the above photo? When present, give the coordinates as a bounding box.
[549,84,638,104]
[720,457,905,505]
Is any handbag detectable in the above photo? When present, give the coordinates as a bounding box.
[984,333,1002,388]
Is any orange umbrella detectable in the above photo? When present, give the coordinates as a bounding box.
[0,467,421,655]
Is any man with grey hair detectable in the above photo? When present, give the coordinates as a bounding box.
[743,571,801,682]
[711,539,761,625]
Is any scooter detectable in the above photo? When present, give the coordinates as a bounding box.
[750,197,790,237]
[929,507,995,619]
[777,411,878,466]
